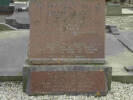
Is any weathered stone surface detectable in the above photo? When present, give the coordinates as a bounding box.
[28,0,105,64]
[23,65,111,96]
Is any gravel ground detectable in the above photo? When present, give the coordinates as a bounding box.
[106,15,133,30]
[0,81,133,100]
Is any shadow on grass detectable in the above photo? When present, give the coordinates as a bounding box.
[0,24,14,31]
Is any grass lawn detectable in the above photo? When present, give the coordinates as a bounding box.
[0,24,14,32]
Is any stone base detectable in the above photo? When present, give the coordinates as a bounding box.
[106,3,122,16]
[26,58,105,65]
[23,65,112,96]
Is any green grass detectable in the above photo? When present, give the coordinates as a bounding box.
[0,24,14,31]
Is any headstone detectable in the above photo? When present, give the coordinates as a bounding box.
[23,0,112,96]
[27,0,105,64]
[106,3,122,16]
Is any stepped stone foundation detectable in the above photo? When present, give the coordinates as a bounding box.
[23,0,112,96]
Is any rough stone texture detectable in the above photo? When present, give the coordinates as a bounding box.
[28,0,105,64]
[23,65,111,96]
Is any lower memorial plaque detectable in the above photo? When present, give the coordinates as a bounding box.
[23,65,111,96]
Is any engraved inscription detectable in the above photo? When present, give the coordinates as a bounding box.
[46,0,103,33]
[29,0,105,60]
[44,42,98,58]
[29,70,106,93]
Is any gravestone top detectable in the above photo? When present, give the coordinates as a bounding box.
[28,0,105,64]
